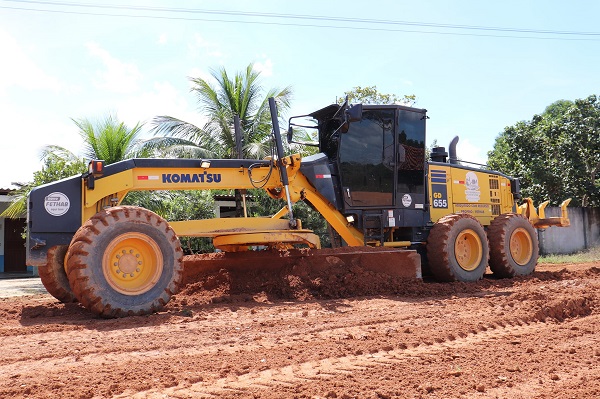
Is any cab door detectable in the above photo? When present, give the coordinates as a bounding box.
[338,108,395,209]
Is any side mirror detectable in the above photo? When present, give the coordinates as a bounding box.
[286,126,293,144]
[345,104,363,123]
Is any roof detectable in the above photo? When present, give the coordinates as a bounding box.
[0,188,15,196]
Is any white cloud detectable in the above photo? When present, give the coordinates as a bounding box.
[116,81,207,135]
[0,29,61,96]
[456,138,488,166]
[0,98,80,187]
[254,58,273,77]
[86,42,142,94]
[158,33,168,45]
[188,34,224,59]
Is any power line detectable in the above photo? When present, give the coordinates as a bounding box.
[2,0,600,41]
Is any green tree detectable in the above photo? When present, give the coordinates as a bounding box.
[1,114,145,219]
[488,95,600,207]
[150,63,292,160]
[73,114,146,163]
[126,189,216,254]
[338,85,416,105]
[1,152,86,219]
[249,189,330,247]
[150,63,292,217]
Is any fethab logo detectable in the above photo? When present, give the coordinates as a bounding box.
[162,172,222,184]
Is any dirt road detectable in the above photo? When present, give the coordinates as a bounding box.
[0,261,598,399]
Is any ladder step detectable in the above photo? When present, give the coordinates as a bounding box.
[362,213,385,246]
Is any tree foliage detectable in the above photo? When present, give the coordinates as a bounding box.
[72,114,146,163]
[1,153,86,219]
[1,114,143,219]
[150,63,292,160]
[338,85,416,106]
[488,95,600,207]
[123,190,216,254]
[150,63,293,218]
[248,189,330,247]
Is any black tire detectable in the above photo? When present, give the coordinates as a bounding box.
[488,213,539,278]
[38,245,78,303]
[65,206,184,318]
[427,214,489,282]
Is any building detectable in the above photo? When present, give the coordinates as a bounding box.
[0,188,28,275]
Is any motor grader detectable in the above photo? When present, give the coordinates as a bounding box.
[26,98,570,317]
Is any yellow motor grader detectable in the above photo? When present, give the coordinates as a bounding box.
[26,98,570,317]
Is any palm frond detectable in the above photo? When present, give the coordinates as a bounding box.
[39,145,79,163]
[72,114,144,164]
[139,137,218,158]
[150,116,205,142]
[153,63,293,162]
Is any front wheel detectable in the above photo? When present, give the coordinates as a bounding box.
[427,214,489,282]
[488,214,539,278]
[66,206,184,318]
[38,245,77,303]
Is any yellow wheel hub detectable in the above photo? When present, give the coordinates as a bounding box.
[510,227,533,266]
[454,229,483,271]
[103,232,163,295]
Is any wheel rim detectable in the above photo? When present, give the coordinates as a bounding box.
[510,227,533,266]
[103,232,163,295]
[454,229,483,271]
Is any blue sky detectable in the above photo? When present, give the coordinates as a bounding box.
[1,0,599,188]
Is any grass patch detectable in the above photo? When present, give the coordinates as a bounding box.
[539,246,600,264]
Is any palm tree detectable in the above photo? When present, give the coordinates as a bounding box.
[1,114,145,219]
[149,63,292,216]
[149,63,292,160]
[72,114,146,164]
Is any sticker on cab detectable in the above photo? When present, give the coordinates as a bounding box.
[402,194,412,207]
[44,192,70,216]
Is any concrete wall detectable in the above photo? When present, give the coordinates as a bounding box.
[537,207,600,255]
[0,217,4,272]
[0,197,8,273]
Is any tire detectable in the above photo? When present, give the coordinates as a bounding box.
[65,206,184,318]
[427,214,489,282]
[488,213,539,278]
[38,245,78,303]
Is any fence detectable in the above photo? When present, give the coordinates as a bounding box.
[537,207,600,255]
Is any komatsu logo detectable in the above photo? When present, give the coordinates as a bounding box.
[162,172,222,184]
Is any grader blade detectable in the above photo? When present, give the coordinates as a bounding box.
[183,247,422,279]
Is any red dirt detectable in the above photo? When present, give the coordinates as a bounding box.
[0,260,599,399]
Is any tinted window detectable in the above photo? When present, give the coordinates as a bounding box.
[339,109,395,207]
[397,109,425,194]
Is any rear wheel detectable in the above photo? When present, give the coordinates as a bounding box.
[488,213,538,277]
[38,245,77,303]
[427,214,489,282]
[66,206,184,318]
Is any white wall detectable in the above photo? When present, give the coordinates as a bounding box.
[537,207,600,255]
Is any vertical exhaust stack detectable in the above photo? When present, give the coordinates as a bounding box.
[449,136,459,165]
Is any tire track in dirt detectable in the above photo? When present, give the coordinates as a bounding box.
[1,267,597,398]
[0,297,462,374]
[461,314,600,399]
[1,285,593,383]
[112,297,593,399]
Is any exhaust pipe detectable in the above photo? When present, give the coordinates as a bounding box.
[449,136,459,165]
